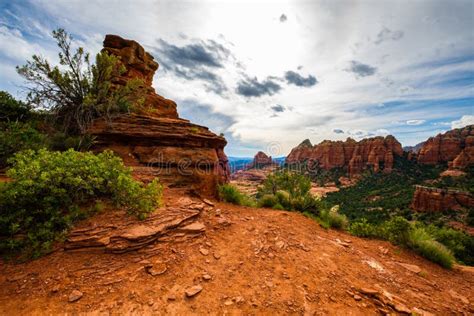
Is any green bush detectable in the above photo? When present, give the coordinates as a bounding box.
[0,91,32,122]
[0,122,46,167]
[426,225,474,265]
[257,170,318,211]
[381,216,411,245]
[0,149,162,257]
[407,227,455,269]
[349,218,380,238]
[258,194,279,208]
[318,206,348,230]
[218,184,255,207]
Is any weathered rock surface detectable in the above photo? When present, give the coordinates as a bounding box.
[88,35,230,195]
[286,136,403,176]
[65,198,207,253]
[410,185,474,212]
[416,125,474,169]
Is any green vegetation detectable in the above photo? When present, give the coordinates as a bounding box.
[0,149,162,258]
[407,227,455,268]
[256,170,319,211]
[16,29,145,135]
[317,206,348,230]
[218,184,256,207]
[349,216,455,268]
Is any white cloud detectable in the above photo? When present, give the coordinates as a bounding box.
[406,119,426,125]
[0,0,473,155]
[451,115,474,129]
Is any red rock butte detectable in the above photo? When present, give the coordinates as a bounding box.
[416,125,474,169]
[88,34,230,196]
[286,136,403,177]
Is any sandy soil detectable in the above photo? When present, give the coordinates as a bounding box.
[0,189,473,315]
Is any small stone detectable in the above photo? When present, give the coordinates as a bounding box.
[213,252,221,260]
[393,303,411,314]
[203,274,212,281]
[215,209,222,216]
[146,263,167,276]
[224,299,233,306]
[235,296,244,303]
[202,199,214,206]
[199,247,209,256]
[148,300,154,306]
[68,290,83,303]
[397,262,421,274]
[275,241,285,249]
[268,252,275,259]
[205,259,211,264]
[167,294,177,301]
[353,295,362,301]
[359,287,379,296]
[51,285,60,293]
[185,285,203,298]
[205,241,212,247]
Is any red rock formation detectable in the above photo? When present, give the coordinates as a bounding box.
[410,185,474,212]
[417,125,474,169]
[102,35,178,118]
[247,151,273,169]
[88,35,230,196]
[286,136,403,177]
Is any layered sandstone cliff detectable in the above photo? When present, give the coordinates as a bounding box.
[88,35,230,196]
[417,125,474,169]
[286,136,403,176]
[410,185,474,212]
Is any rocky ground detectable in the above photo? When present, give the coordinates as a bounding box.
[0,188,473,315]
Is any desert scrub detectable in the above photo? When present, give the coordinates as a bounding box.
[318,206,348,230]
[218,184,255,207]
[0,149,162,258]
[257,170,319,211]
[407,227,455,269]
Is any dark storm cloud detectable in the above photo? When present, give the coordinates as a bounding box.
[333,128,344,134]
[374,27,404,45]
[156,38,230,68]
[346,61,377,78]
[271,104,285,112]
[236,77,282,97]
[284,71,318,87]
[154,38,232,95]
[280,14,287,22]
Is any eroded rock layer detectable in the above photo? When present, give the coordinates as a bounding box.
[89,35,230,195]
[417,125,474,169]
[410,185,474,212]
[65,197,208,253]
[286,136,403,176]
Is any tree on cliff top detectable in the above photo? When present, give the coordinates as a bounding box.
[16,28,144,135]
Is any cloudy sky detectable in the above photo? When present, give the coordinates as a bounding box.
[1,0,473,156]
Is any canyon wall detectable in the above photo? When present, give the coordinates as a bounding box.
[286,136,403,176]
[416,125,474,169]
[88,35,230,196]
[410,185,474,212]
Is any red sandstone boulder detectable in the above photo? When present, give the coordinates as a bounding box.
[286,136,403,177]
[88,35,230,196]
[417,125,474,169]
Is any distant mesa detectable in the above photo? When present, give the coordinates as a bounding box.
[88,34,230,196]
[286,136,403,177]
[415,125,474,170]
